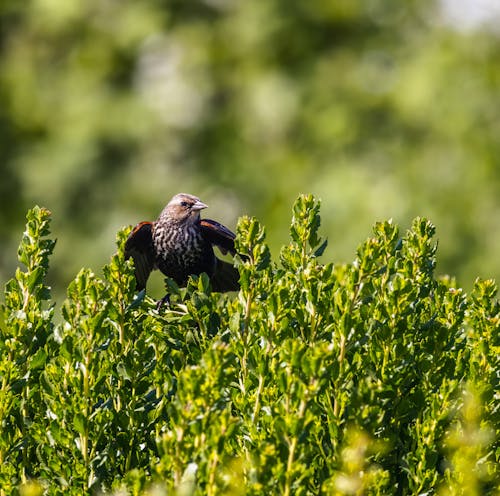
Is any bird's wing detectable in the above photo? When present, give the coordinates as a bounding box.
[211,259,240,292]
[199,218,236,255]
[124,221,155,291]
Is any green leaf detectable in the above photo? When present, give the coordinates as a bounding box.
[73,413,86,435]
[29,348,48,370]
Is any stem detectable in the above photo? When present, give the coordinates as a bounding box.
[240,284,255,394]
[242,286,254,336]
[124,386,137,473]
[333,333,346,418]
[207,451,219,496]
[119,320,125,347]
[21,385,29,484]
[82,345,91,488]
[252,374,264,423]
[309,306,317,341]
[334,277,363,418]
[284,397,308,496]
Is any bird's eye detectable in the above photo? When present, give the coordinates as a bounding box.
[180,201,190,207]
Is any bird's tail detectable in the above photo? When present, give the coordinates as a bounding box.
[211,258,240,292]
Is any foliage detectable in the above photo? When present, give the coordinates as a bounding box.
[1,0,500,297]
[1,197,498,495]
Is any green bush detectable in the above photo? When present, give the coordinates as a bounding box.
[0,197,498,495]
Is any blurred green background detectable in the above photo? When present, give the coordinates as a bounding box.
[1,0,500,301]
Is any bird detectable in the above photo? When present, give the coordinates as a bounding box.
[124,193,240,298]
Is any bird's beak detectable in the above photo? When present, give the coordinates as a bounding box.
[192,200,208,211]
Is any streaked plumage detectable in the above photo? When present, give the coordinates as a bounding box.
[125,193,240,293]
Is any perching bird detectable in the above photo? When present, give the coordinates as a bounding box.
[124,193,240,295]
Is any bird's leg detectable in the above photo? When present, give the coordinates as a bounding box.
[156,293,171,311]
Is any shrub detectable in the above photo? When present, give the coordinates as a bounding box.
[0,197,498,495]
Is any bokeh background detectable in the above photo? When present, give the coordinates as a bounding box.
[1,0,500,301]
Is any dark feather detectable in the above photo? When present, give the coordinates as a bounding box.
[124,221,155,291]
[200,218,242,291]
[199,218,236,255]
[210,258,240,292]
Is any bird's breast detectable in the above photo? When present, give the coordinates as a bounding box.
[152,222,215,284]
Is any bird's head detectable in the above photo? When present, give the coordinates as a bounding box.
[161,193,208,224]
